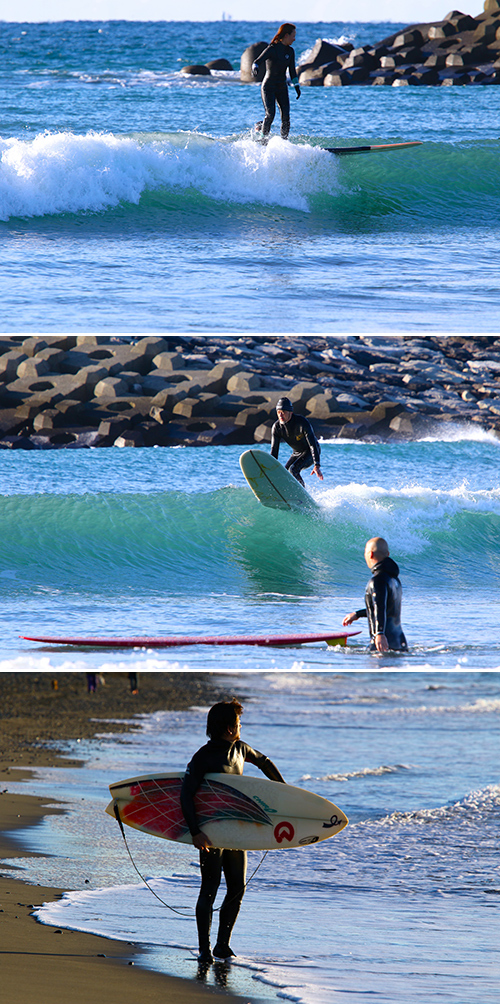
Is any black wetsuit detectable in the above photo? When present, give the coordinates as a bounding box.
[271,413,321,485]
[181,738,284,956]
[356,556,408,651]
[253,41,298,139]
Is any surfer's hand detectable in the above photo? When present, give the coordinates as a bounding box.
[342,612,357,626]
[374,633,389,653]
[295,85,301,99]
[311,465,323,480]
[193,832,212,850]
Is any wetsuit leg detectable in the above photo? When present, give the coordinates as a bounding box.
[196,847,223,953]
[285,453,313,486]
[214,849,247,953]
[261,81,276,136]
[275,81,290,139]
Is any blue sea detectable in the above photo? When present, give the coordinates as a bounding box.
[2,427,500,670]
[1,19,500,332]
[2,425,500,1002]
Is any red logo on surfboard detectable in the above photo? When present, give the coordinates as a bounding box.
[274,821,295,843]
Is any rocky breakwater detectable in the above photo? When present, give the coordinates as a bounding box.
[297,0,500,86]
[0,335,500,450]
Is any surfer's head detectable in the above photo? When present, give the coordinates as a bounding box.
[276,397,293,424]
[271,23,296,45]
[206,698,243,741]
[364,537,390,569]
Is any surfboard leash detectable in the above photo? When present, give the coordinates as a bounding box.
[113,802,192,916]
[113,802,269,916]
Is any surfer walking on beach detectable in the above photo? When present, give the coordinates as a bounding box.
[270,397,323,485]
[180,699,285,964]
[252,23,300,141]
[343,537,408,653]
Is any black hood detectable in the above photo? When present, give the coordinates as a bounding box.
[372,556,400,578]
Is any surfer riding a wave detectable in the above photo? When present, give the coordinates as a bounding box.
[252,23,300,141]
[271,397,323,485]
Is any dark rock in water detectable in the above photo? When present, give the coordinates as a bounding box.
[298,39,351,83]
[206,58,233,70]
[293,1,500,86]
[181,65,211,76]
[240,42,268,82]
[324,69,354,86]
[300,61,344,85]
[341,46,379,71]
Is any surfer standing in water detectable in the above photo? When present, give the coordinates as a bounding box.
[180,699,285,964]
[271,397,323,485]
[343,537,408,653]
[252,23,301,140]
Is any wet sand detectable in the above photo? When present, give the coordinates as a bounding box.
[0,671,248,1004]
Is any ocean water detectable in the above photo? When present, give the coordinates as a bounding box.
[2,421,500,1002]
[1,20,500,332]
[3,426,500,671]
[5,671,500,1004]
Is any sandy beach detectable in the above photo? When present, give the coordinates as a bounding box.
[0,671,249,1004]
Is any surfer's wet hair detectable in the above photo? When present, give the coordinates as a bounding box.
[206,698,243,739]
[271,23,296,44]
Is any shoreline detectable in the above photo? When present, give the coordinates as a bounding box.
[0,671,249,1004]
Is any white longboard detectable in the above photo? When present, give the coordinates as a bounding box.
[107,772,348,850]
[240,449,318,512]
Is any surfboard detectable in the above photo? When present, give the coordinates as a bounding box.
[325,141,421,155]
[239,449,318,511]
[20,629,360,648]
[106,771,348,851]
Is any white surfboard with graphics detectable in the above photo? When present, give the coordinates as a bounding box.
[106,772,348,851]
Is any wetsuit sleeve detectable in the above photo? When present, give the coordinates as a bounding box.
[370,575,389,635]
[253,43,273,71]
[270,420,281,459]
[355,608,367,619]
[289,47,298,84]
[244,745,285,783]
[180,754,205,837]
[301,418,321,465]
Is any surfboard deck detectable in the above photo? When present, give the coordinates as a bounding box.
[240,448,317,511]
[106,771,348,850]
[20,629,360,648]
[325,141,422,155]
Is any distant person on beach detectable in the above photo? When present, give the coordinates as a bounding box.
[252,23,300,141]
[180,698,285,964]
[343,537,408,653]
[271,397,323,485]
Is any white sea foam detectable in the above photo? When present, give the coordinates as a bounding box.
[0,654,191,674]
[357,783,500,831]
[0,130,340,220]
[300,764,414,782]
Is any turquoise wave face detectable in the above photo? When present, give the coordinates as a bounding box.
[1,131,499,223]
[2,476,500,598]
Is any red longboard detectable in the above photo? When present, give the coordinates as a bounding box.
[21,629,361,649]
